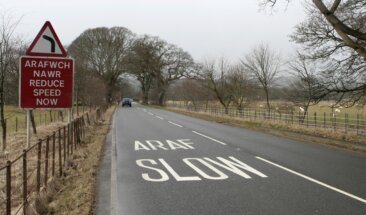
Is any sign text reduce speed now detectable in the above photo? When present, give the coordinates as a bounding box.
[20,56,73,108]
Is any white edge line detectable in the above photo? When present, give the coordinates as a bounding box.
[168,121,183,128]
[110,112,119,215]
[148,112,154,115]
[155,116,164,120]
[256,156,366,204]
[192,131,227,146]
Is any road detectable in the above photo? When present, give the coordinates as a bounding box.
[95,104,366,215]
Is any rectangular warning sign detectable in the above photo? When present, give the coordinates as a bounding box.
[20,56,74,108]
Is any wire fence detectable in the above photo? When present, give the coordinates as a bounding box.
[0,106,107,215]
[3,106,93,134]
[167,103,366,136]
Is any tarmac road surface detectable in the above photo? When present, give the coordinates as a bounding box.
[95,104,366,215]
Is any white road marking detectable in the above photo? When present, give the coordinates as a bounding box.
[256,156,366,204]
[156,115,164,120]
[136,156,267,182]
[148,112,154,115]
[192,131,227,146]
[168,121,183,128]
[110,112,120,215]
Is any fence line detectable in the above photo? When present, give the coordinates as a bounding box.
[0,106,108,215]
[167,103,366,136]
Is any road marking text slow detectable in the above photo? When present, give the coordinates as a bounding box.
[136,156,267,182]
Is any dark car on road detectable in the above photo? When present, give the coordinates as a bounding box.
[121,98,132,107]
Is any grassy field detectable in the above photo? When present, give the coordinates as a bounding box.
[3,105,92,134]
[166,100,366,135]
[167,100,366,116]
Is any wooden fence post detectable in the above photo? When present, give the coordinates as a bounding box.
[23,150,28,214]
[36,140,42,194]
[67,125,70,157]
[73,121,76,149]
[52,132,56,177]
[58,129,62,177]
[86,112,90,125]
[82,116,85,138]
[45,136,49,187]
[306,113,309,128]
[6,160,11,215]
[63,127,66,164]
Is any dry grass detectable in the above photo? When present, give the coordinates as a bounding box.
[0,106,110,215]
[45,106,115,215]
[166,107,366,153]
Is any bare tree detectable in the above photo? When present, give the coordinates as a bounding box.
[227,64,256,110]
[260,0,366,105]
[241,44,281,112]
[68,27,135,103]
[200,58,233,114]
[284,52,320,121]
[0,14,21,150]
[154,43,195,106]
[127,35,161,104]
[169,78,213,110]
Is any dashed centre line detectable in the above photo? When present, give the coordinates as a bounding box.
[156,116,164,120]
[168,121,183,128]
[192,131,227,146]
[256,156,366,205]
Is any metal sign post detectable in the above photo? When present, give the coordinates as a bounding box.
[26,110,31,148]
[68,108,72,123]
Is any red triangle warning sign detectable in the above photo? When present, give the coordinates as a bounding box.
[26,21,67,57]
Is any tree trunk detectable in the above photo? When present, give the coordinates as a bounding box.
[0,74,6,151]
[0,71,4,151]
[1,116,6,151]
[76,88,79,116]
[59,111,64,122]
[224,106,229,115]
[30,110,37,134]
[158,90,166,106]
[142,90,149,104]
[49,111,53,122]
[264,87,271,112]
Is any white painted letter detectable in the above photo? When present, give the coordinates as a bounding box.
[166,140,188,150]
[177,139,195,149]
[159,159,201,181]
[146,140,167,150]
[183,158,228,180]
[205,156,267,179]
[136,159,169,182]
[134,141,150,151]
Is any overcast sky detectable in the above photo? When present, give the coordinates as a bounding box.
[1,0,306,61]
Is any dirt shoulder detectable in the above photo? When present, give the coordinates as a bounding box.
[166,107,366,153]
[46,106,115,215]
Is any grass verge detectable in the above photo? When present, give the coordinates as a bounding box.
[166,107,366,153]
[45,106,115,215]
